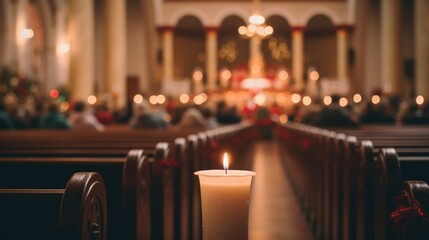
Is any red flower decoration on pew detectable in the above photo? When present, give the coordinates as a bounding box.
[232,136,242,145]
[210,140,219,149]
[158,157,179,168]
[390,194,429,229]
[300,139,311,149]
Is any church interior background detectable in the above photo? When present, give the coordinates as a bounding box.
[0,0,427,115]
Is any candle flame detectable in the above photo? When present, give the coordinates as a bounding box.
[223,152,229,174]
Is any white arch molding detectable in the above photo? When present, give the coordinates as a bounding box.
[211,6,248,26]
[262,7,298,26]
[167,7,211,27]
[300,6,342,26]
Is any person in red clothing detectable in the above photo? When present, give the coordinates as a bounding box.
[95,103,115,125]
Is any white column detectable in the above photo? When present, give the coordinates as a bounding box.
[15,0,30,76]
[336,26,348,81]
[250,36,260,61]
[105,0,126,108]
[55,0,69,87]
[205,27,219,91]
[68,0,94,102]
[292,27,304,91]
[415,0,429,99]
[162,27,174,83]
[1,0,14,68]
[380,0,402,94]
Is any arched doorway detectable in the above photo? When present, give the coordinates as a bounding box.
[305,14,336,81]
[304,14,336,99]
[263,15,291,87]
[218,15,248,89]
[174,15,205,92]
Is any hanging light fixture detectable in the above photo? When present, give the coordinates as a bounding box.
[238,0,273,39]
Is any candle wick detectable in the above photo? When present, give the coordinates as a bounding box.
[225,168,228,175]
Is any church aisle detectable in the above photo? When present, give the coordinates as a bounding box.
[249,141,312,240]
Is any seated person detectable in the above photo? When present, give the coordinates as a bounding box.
[129,101,169,129]
[360,100,395,124]
[0,101,14,130]
[174,107,209,130]
[68,101,105,131]
[39,103,71,129]
[216,101,242,124]
[310,95,359,128]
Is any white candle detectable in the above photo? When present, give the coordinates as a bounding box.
[195,153,255,240]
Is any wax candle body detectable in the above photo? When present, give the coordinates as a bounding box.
[195,170,255,240]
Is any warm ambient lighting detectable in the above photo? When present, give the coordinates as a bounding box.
[238,0,273,39]
[324,96,332,106]
[309,71,320,81]
[372,95,381,105]
[87,95,97,105]
[60,102,70,112]
[339,97,348,107]
[133,94,143,104]
[253,93,266,106]
[279,114,288,124]
[157,95,166,104]
[291,93,301,104]
[179,94,190,104]
[58,43,70,54]
[416,95,425,105]
[223,152,229,174]
[149,95,158,105]
[194,95,205,105]
[278,70,289,81]
[353,94,362,103]
[21,28,34,39]
[302,96,312,106]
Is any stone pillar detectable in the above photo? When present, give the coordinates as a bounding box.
[1,0,14,68]
[250,36,261,61]
[292,27,305,91]
[336,25,349,82]
[68,0,94,102]
[160,26,175,83]
[415,0,429,99]
[15,0,29,76]
[380,0,402,94]
[105,0,126,108]
[205,27,219,91]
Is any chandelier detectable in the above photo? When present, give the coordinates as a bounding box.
[238,0,273,38]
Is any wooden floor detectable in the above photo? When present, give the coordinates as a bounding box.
[249,140,313,240]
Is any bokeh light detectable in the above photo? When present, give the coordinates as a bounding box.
[291,93,301,104]
[353,94,362,103]
[302,96,312,106]
[179,94,190,104]
[323,96,332,106]
[87,95,97,105]
[339,97,348,107]
[371,95,381,104]
[133,94,143,104]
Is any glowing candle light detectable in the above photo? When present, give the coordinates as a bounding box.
[195,153,255,240]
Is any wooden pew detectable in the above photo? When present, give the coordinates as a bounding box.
[391,181,429,240]
[0,149,154,240]
[0,172,107,240]
[275,122,429,240]
[374,148,429,240]
[0,122,254,240]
